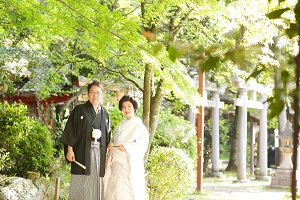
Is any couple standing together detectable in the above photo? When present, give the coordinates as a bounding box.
[60,80,149,200]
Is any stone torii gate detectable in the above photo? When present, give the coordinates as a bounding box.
[231,76,273,181]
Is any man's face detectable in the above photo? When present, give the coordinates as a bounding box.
[88,85,102,105]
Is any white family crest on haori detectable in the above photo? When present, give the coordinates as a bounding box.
[92,128,102,142]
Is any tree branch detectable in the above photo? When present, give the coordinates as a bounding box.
[74,53,144,91]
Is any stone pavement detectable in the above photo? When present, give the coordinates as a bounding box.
[201,176,292,200]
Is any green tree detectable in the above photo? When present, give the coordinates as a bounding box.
[1,0,204,159]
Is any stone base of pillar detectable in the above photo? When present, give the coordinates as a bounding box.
[208,171,224,178]
[271,169,299,188]
[233,178,249,183]
[256,175,270,181]
[254,168,272,181]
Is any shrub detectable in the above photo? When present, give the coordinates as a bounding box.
[146,147,195,200]
[0,101,54,177]
[152,110,197,161]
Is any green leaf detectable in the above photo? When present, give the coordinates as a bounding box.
[153,43,163,55]
[266,8,290,19]
[268,99,285,119]
[224,49,246,67]
[168,45,180,62]
[224,50,235,61]
[246,65,265,81]
[201,56,221,72]
[286,23,298,39]
[281,70,290,85]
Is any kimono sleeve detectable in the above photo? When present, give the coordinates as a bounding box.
[60,106,82,160]
[123,121,149,159]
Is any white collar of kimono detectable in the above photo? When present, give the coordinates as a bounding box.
[94,105,101,113]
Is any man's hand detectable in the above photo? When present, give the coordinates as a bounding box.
[66,146,75,161]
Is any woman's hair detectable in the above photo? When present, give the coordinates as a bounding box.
[87,80,103,92]
[119,95,139,112]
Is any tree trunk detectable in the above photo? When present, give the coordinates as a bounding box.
[226,105,239,171]
[144,80,164,161]
[142,64,151,130]
[291,48,300,200]
[142,63,165,161]
[143,64,152,162]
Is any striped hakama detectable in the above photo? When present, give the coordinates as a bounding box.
[69,141,104,200]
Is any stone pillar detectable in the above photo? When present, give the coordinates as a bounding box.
[256,93,269,180]
[187,108,196,125]
[204,81,225,178]
[274,128,280,166]
[250,120,255,175]
[274,129,279,147]
[278,107,287,133]
[211,91,222,176]
[237,88,248,181]
[278,107,287,166]
[188,77,198,125]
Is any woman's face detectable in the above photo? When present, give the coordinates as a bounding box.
[122,101,135,120]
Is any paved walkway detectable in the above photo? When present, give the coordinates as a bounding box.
[201,176,291,200]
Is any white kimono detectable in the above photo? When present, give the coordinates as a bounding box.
[105,117,149,200]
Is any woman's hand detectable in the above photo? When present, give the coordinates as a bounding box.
[117,144,126,152]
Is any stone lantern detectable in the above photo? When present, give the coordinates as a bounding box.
[277,121,293,170]
[271,121,297,188]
